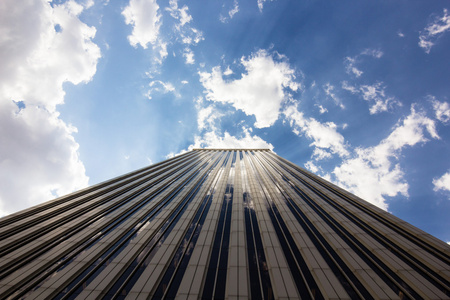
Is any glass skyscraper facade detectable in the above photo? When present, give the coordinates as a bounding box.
[0,149,449,299]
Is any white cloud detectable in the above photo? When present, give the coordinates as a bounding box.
[0,0,100,111]
[419,9,450,54]
[342,81,401,114]
[0,102,89,217]
[190,127,274,150]
[229,0,239,18]
[433,171,450,193]
[257,0,275,12]
[284,105,349,159]
[317,105,328,114]
[166,0,193,27]
[220,0,239,23]
[167,127,274,159]
[183,47,195,64]
[199,49,300,128]
[180,28,204,45]
[305,161,320,173]
[146,80,178,99]
[122,0,161,49]
[223,66,233,76]
[361,48,383,58]
[343,49,382,78]
[398,31,405,38]
[323,83,344,108]
[181,80,189,84]
[166,1,203,46]
[344,57,363,77]
[197,105,223,131]
[430,96,450,123]
[332,106,439,210]
[0,0,99,215]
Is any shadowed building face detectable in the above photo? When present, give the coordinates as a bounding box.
[0,149,449,299]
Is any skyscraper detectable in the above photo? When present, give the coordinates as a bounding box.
[0,149,449,299]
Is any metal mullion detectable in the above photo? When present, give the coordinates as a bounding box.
[70,151,222,300]
[266,151,450,264]
[251,152,323,300]
[0,151,207,287]
[265,152,450,297]
[0,151,200,243]
[259,154,373,299]
[12,152,215,300]
[173,152,233,298]
[261,153,418,300]
[199,151,233,299]
[156,152,232,298]
[58,152,217,300]
[0,151,197,233]
[241,151,274,300]
[260,154,395,297]
[210,151,235,298]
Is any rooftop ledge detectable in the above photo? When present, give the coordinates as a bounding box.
[192,148,271,151]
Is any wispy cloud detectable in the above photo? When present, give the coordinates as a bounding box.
[342,81,401,114]
[419,8,450,53]
[344,48,383,78]
[284,105,349,160]
[146,80,178,99]
[257,0,275,12]
[344,57,363,77]
[166,0,192,27]
[220,0,239,23]
[332,106,439,210]
[429,96,450,123]
[199,49,300,128]
[323,83,345,108]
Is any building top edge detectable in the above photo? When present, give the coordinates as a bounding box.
[192,148,271,151]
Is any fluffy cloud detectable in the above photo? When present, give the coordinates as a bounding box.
[191,128,273,150]
[166,127,273,159]
[1,0,100,111]
[342,81,400,114]
[430,97,450,123]
[332,106,439,210]
[433,171,450,193]
[122,0,161,49]
[196,106,224,132]
[419,8,450,53]
[183,47,195,64]
[199,49,300,128]
[284,105,349,159]
[0,102,88,216]
[0,0,100,216]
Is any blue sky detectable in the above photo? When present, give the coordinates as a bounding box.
[1,0,450,242]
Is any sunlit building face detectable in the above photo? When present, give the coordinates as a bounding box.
[0,149,449,299]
